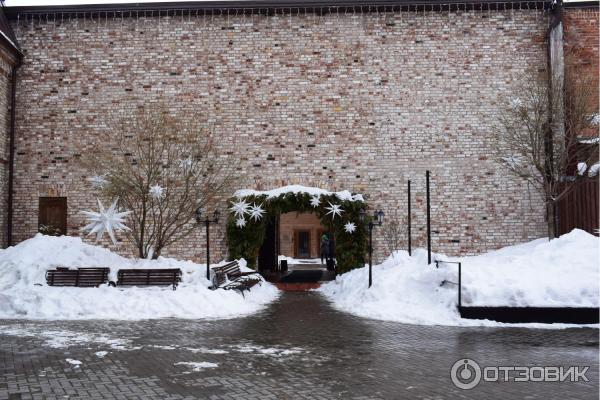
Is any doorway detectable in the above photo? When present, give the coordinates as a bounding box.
[294,230,311,258]
[38,197,67,236]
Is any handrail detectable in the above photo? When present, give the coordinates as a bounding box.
[434,260,462,308]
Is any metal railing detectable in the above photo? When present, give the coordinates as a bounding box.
[434,260,462,308]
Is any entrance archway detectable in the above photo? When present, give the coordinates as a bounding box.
[259,211,332,270]
[226,186,368,275]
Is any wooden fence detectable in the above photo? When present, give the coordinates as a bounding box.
[556,178,599,236]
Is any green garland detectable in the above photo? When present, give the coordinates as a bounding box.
[226,191,368,274]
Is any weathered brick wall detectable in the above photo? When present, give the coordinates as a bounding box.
[564,7,599,133]
[10,8,550,263]
[0,44,16,249]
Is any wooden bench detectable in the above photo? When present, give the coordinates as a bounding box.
[46,267,110,287]
[117,269,182,290]
[210,261,262,294]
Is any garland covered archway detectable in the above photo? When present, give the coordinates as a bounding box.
[226,186,368,274]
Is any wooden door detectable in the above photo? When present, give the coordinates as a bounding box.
[294,230,311,258]
[38,197,67,236]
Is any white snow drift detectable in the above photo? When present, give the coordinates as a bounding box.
[0,234,279,320]
[319,229,599,327]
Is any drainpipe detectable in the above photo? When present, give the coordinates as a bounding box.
[7,58,21,246]
[546,0,565,239]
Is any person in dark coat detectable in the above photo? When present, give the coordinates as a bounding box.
[320,233,330,264]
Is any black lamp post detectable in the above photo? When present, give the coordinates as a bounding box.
[359,208,385,288]
[196,207,221,280]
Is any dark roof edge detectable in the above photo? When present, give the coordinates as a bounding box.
[562,1,600,9]
[0,6,20,55]
[5,0,553,17]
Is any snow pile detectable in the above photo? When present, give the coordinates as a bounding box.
[319,229,599,326]
[0,325,136,349]
[576,161,600,177]
[234,184,364,202]
[175,361,219,372]
[65,359,82,367]
[455,229,599,308]
[0,234,279,320]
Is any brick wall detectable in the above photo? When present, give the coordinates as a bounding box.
[563,7,599,135]
[10,8,550,263]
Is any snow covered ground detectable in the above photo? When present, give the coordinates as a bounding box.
[278,256,323,265]
[319,229,599,327]
[0,234,279,320]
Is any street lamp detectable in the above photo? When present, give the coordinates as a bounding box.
[359,209,385,288]
[196,207,221,280]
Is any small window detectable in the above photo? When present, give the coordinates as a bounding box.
[38,197,67,236]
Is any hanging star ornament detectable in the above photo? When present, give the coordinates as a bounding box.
[235,217,247,228]
[229,199,251,218]
[249,203,265,221]
[344,222,357,234]
[87,174,108,190]
[81,198,131,245]
[149,184,165,200]
[310,195,320,208]
[325,202,344,220]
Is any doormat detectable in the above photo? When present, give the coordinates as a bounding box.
[278,270,323,283]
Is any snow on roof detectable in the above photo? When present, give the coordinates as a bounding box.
[234,185,365,202]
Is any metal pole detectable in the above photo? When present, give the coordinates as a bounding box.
[368,223,373,288]
[205,219,210,280]
[426,170,431,265]
[458,262,462,308]
[407,179,411,256]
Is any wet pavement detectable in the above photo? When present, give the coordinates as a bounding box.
[0,292,598,399]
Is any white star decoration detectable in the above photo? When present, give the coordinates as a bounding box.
[249,203,265,221]
[149,184,165,200]
[81,199,131,245]
[229,199,250,218]
[179,157,193,171]
[310,196,320,208]
[87,174,107,189]
[344,222,357,234]
[235,217,247,228]
[325,202,344,220]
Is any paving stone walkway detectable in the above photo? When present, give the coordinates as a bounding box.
[0,292,598,399]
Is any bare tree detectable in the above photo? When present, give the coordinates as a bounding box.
[494,69,598,239]
[84,107,236,258]
[381,210,406,256]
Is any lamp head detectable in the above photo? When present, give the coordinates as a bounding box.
[377,210,385,225]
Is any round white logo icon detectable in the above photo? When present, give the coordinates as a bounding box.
[451,358,482,390]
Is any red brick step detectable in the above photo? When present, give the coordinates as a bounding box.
[276,282,321,291]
